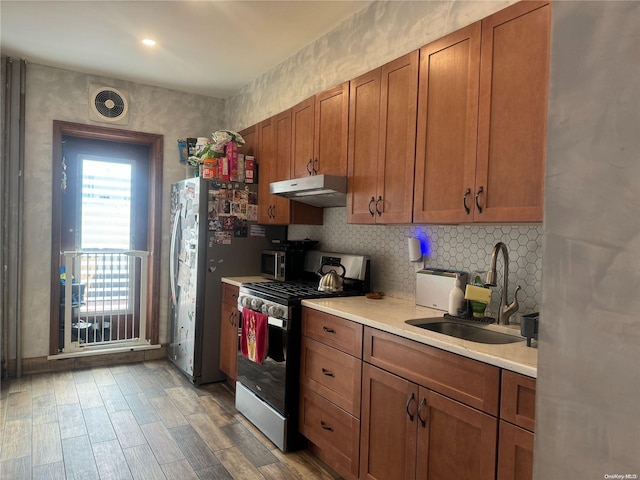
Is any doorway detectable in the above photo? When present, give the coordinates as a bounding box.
[50,121,163,354]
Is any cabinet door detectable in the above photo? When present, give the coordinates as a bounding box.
[271,110,293,224]
[315,82,349,177]
[347,69,381,224]
[291,97,315,178]
[414,22,481,224]
[219,301,238,385]
[475,1,550,222]
[500,370,536,432]
[416,389,498,480]
[497,421,534,480]
[257,112,295,224]
[239,123,259,157]
[360,364,418,480]
[257,117,276,224]
[376,50,419,224]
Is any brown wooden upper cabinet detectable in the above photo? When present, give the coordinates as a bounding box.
[414,0,550,223]
[347,51,419,224]
[238,124,259,158]
[257,112,323,225]
[291,82,349,178]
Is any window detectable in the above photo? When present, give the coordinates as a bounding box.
[51,121,163,354]
[81,158,132,249]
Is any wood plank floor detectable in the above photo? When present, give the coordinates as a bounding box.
[0,360,342,480]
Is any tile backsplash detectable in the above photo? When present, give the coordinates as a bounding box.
[290,207,542,320]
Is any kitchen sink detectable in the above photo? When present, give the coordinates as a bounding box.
[405,318,525,344]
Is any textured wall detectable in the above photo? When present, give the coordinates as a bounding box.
[291,209,541,319]
[535,1,640,477]
[20,64,225,357]
[226,0,514,131]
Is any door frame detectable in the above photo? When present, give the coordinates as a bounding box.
[50,120,163,354]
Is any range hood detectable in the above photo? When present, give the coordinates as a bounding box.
[269,175,347,208]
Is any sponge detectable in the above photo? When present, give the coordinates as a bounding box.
[464,284,492,304]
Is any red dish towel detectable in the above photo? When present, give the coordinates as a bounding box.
[241,307,268,364]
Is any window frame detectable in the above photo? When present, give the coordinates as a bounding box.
[50,121,163,354]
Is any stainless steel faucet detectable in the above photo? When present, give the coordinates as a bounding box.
[485,242,521,325]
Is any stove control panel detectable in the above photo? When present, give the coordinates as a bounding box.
[237,291,291,321]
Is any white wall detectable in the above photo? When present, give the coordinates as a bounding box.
[19,64,225,358]
[536,1,640,476]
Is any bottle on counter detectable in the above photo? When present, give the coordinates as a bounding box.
[448,274,465,316]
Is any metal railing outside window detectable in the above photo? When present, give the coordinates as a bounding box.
[60,250,150,352]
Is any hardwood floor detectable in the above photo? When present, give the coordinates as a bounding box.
[0,360,341,480]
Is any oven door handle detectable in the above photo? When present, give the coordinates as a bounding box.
[268,316,288,330]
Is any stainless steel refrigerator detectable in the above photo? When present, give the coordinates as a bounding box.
[168,177,285,385]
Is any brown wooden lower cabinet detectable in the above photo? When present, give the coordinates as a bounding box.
[360,363,418,480]
[497,421,534,480]
[360,363,498,480]
[299,386,360,480]
[498,370,537,480]
[299,308,363,480]
[219,283,239,387]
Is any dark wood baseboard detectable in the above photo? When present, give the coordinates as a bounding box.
[4,344,167,377]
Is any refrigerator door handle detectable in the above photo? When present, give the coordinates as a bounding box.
[169,208,181,309]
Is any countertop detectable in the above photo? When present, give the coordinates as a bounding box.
[221,276,271,287]
[301,295,538,378]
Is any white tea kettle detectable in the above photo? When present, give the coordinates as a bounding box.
[317,263,345,292]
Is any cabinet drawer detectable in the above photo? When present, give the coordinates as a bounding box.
[222,283,239,305]
[299,386,360,480]
[300,336,362,417]
[363,327,500,415]
[302,307,363,357]
[500,370,536,432]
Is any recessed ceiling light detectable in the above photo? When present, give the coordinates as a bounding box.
[142,38,156,47]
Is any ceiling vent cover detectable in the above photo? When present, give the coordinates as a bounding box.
[89,85,129,125]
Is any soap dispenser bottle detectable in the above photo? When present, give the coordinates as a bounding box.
[448,274,464,316]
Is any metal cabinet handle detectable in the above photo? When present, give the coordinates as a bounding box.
[322,326,336,334]
[417,398,427,427]
[368,197,375,217]
[405,392,416,421]
[306,159,313,175]
[475,186,484,213]
[320,421,333,432]
[463,188,471,215]
[375,196,382,217]
[321,368,335,378]
[313,158,318,175]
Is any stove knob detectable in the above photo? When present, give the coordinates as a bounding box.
[239,296,250,307]
[250,298,263,310]
[267,305,283,318]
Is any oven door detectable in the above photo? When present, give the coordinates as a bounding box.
[236,314,290,415]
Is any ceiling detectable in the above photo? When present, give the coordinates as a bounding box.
[0,1,372,98]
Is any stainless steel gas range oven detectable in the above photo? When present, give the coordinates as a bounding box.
[235,251,370,452]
